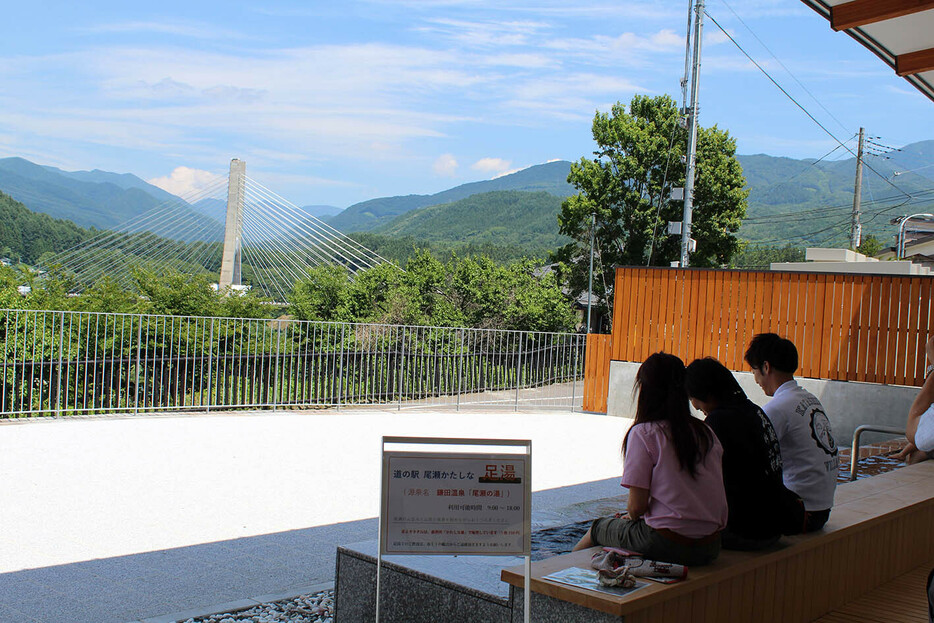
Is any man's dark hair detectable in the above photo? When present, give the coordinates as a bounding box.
[744,333,798,374]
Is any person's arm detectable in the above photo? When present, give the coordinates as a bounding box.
[907,336,934,444]
[627,486,650,520]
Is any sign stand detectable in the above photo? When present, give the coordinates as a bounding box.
[376,437,532,623]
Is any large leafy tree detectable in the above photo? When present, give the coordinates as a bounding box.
[288,252,576,332]
[554,94,748,327]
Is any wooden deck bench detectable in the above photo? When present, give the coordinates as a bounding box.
[502,461,934,623]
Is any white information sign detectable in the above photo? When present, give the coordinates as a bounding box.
[380,450,530,556]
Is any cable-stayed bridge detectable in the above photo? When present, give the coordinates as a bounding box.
[42,159,391,301]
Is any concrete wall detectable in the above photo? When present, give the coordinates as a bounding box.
[606,360,917,446]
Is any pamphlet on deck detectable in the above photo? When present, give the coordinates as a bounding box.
[542,567,647,597]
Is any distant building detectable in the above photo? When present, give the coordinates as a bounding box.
[771,247,932,276]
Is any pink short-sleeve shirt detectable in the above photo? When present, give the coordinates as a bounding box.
[621,421,728,539]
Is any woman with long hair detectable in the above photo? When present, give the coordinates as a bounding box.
[573,352,727,566]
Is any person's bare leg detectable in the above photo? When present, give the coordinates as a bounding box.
[906,448,931,465]
[573,527,594,551]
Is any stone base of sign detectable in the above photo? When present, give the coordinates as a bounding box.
[334,543,514,623]
[333,477,628,623]
[508,587,620,623]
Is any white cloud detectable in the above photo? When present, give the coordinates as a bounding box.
[149,166,224,197]
[471,157,512,175]
[433,154,459,177]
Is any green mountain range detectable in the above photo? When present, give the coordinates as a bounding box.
[327,160,575,232]
[1,140,933,266]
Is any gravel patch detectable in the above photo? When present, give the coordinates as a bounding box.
[181,589,334,623]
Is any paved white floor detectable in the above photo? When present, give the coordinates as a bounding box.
[0,407,631,623]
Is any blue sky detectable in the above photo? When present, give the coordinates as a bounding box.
[0,0,930,208]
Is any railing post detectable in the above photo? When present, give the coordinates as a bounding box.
[571,334,579,413]
[273,321,281,410]
[134,315,142,414]
[456,330,464,412]
[398,327,405,411]
[57,311,64,415]
[206,319,215,413]
[515,333,524,412]
[338,323,345,410]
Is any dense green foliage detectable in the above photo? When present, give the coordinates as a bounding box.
[554,95,748,324]
[289,251,577,332]
[0,191,94,263]
[729,244,806,269]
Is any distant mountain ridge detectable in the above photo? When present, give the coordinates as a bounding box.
[327,160,575,232]
[373,190,570,255]
[2,140,932,255]
[0,157,175,228]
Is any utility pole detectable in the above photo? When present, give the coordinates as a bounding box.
[681,0,705,268]
[586,212,595,334]
[850,127,864,250]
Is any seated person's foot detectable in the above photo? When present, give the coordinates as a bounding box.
[892,442,918,463]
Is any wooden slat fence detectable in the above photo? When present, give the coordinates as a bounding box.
[582,333,612,412]
[610,267,934,387]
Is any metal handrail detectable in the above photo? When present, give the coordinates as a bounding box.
[848,424,906,481]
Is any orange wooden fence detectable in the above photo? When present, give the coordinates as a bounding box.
[610,267,934,387]
[582,333,612,412]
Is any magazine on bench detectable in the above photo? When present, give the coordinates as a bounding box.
[542,567,648,597]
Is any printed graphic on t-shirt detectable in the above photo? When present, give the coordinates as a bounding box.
[808,407,837,457]
[756,408,783,473]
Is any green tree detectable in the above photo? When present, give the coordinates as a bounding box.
[288,264,352,322]
[857,234,885,258]
[729,243,806,269]
[555,95,748,326]
[132,268,220,317]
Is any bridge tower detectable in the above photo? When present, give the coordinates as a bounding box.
[219,158,245,288]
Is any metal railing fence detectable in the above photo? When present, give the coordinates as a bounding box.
[0,309,586,417]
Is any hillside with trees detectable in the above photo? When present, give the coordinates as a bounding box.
[0,191,94,263]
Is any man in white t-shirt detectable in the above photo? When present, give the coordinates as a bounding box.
[894,335,934,464]
[744,333,839,532]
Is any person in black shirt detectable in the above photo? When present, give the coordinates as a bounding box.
[685,357,804,549]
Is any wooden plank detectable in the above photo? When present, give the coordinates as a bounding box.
[704,270,719,359]
[855,277,872,383]
[664,269,677,354]
[733,271,749,370]
[771,557,788,622]
[913,277,933,385]
[883,277,901,385]
[816,273,833,379]
[689,271,705,363]
[647,269,662,355]
[611,268,626,359]
[903,277,921,386]
[835,275,854,381]
[897,46,934,77]
[895,277,912,386]
[753,270,767,336]
[830,0,934,31]
[793,275,808,371]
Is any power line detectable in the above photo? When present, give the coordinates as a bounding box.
[704,10,915,202]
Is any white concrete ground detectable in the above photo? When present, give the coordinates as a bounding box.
[0,407,630,623]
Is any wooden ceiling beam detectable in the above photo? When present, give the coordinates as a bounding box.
[831,0,934,31]
[897,47,934,75]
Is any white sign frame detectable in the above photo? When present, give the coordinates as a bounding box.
[376,436,532,623]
